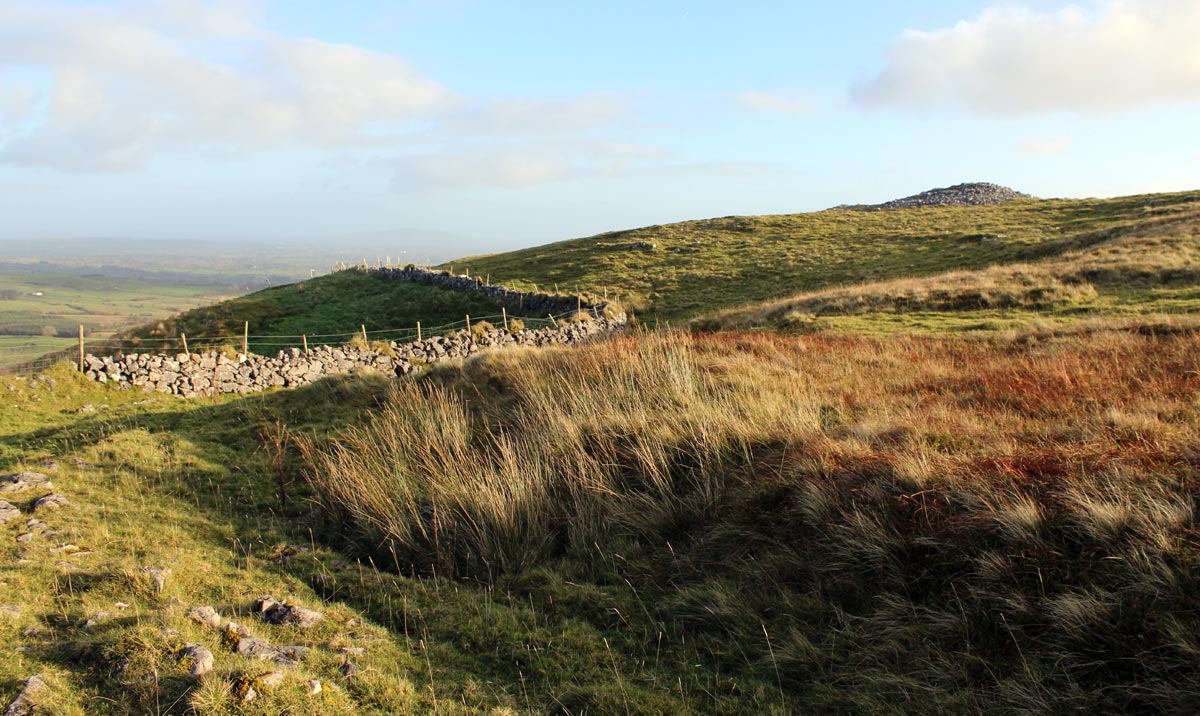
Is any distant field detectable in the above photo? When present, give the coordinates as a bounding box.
[0,272,235,369]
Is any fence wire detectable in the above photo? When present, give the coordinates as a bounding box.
[0,312,566,377]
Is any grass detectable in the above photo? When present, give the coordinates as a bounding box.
[447,190,1200,322]
[695,201,1200,332]
[299,325,1200,714]
[106,269,515,355]
[2,187,1199,713]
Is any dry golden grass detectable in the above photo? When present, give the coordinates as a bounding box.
[301,325,1200,712]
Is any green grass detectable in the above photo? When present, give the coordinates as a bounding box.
[448,191,1200,322]
[111,270,517,355]
[696,201,1200,333]
[0,362,791,715]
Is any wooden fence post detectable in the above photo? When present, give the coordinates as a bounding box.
[302,334,309,356]
[416,321,421,341]
[181,332,189,355]
[465,314,471,333]
[243,322,249,355]
[361,325,368,344]
[502,307,508,331]
[78,325,84,373]
[549,313,558,327]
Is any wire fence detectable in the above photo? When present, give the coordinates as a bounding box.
[0,311,569,377]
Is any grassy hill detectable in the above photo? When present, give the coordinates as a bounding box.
[696,200,1200,333]
[448,190,1200,323]
[2,187,1200,713]
[108,270,512,355]
[2,324,1198,714]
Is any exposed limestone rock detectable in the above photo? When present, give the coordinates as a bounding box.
[32,493,69,511]
[0,501,20,524]
[0,473,52,494]
[141,566,171,593]
[5,675,47,716]
[182,643,214,677]
[253,595,323,629]
[188,605,223,629]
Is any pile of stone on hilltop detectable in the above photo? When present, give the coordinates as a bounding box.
[833,182,1033,211]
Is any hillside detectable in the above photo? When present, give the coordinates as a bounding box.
[447,189,1200,322]
[109,270,511,355]
[3,323,1199,714]
[697,200,1200,332]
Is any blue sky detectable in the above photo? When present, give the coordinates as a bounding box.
[1,0,1198,255]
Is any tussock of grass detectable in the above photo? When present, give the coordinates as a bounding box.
[303,328,1200,713]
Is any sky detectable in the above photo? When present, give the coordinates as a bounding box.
[1,0,1199,255]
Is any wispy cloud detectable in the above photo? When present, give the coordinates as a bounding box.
[854,0,1200,114]
[0,1,647,176]
[728,90,815,117]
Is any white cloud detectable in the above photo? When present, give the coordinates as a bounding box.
[729,90,814,117]
[1013,134,1072,156]
[0,1,690,187]
[854,0,1200,114]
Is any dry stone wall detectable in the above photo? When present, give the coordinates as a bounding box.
[83,318,624,397]
[377,265,625,321]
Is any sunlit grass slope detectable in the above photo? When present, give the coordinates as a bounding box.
[449,190,1200,321]
[115,270,505,353]
[696,201,1200,332]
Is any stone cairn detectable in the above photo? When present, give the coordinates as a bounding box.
[81,267,627,397]
[831,182,1033,211]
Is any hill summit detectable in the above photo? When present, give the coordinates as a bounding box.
[837,182,1033,211]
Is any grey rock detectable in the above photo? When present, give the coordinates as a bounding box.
[182,643,214,677]
[141,566,170,593]
[188,605,223,629]
[5,674,47,716]
[0,473,52,494]
[32,493,69,511]
[0,501,20,524]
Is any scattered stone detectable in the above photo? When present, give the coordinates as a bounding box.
[260,671,285,688]
[25,519,46,530]
[77,404,96,414]
[307,679,323,695]
[236,636,309,666]
[15,533,32,543]
[5,674,47,716]
[49,544,80,555]
[188,605,222,628]
[0,473,52,493]
[0,605,20,621]
[340,646,365,656]
[182,643,214,677]
[0,501,21,524]
[40,460,59,473]
[340,660,361,678]
[114,602,130,610]
[252,595,323,629]
[70,458,95,469]
[32,493,69,511]
[160,627,179,639]
[84,611,112,629]
[141,566,171,593]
